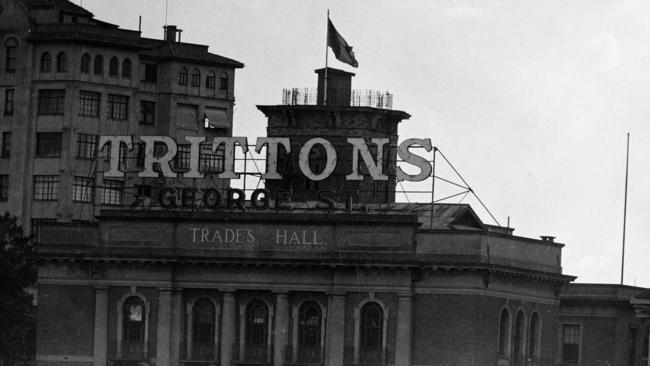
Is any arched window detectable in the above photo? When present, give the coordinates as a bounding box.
[93,55,103,75]
[298,302,322,361]
[80,53,90,73]
[121,58,132,78]
[498,309,510,356]
[190,68,201,87]
[5,38,19,73]
[528,313,540,360]
[122,296,146,359]
[245,300,269,361]
[512,311,525,365]
[359,302,383,362]
[40,52,52,72]
[178,67,188,85]
[56,52,67,72]
[109,57,119,76]
[206,71,216,89]
[219,71,229,91]
[192,299,215,360]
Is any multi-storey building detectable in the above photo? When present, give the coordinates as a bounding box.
[0,0,243,231]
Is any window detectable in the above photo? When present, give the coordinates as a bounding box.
[4,89,14,116]
[36,132,62,158]
[0,175,8,201]
[108,94,129,120]
[190,68,200,87]
[122,58,132,78]
[2,132,11,158]
[5,38,18,73]
[33,175,60,200]
[174,144,191,171]
[178,67,188,85]
[72,176,93,202]
[512,311,525,364]
[38,89,65,115]
[80,53,90,73]
[643,327,649,360]
[528,313,540,360]
[40,52,52,72]
[79,91,100,117]
[219,72,229,91]
[245,301,269,362]
[199,143,224,174]
[135,184,151,199]
[109,57,119,76]
[298,302,322,362]
[143,63,157,83]
[93,55,103,75]
[76,133,98,159]
[139,100,155,124]
[359,302,383,362]
[56,52,67,72]
[628,327,638,366]
[101,179,123,205]
[122,296,146,359]
[206,73,215,89]
[191,299,215,360]
[498,309,509,356]
[561,324,581,364]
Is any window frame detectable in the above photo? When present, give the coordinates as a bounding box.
[559,323,582,364]
[81,53,90,73]
[190,68,201,87]
[101,178,123,206]
[40,52,52,72]
[35,132,62,158]
[76,133,98,159]
[56,52,67,73]
[2,132,11,158]
[33,175,60,201]
[109,56,119,77]
[178,67,188,85]
[4,89,14,116]
[119,295,149,360]
[38,89,65,115]
[0,175,8,201]
[72,176,94,203]
[107,94,129,120]
[93,55,103,75]
[190,298,217,360]
[79,90,101,117]
[4,38,18,73]
[122,58,132,78]
[139,100,155,124]
[143,63,158,83]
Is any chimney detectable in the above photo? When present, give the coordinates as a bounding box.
[164,25,180,43]
[540,236,555,242]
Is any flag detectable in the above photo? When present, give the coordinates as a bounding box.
[327,19,358,68]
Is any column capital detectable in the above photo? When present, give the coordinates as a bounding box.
[325,291,346,297]
[158,287,174,293]
[94,285,109,292]
[273,290,290,296]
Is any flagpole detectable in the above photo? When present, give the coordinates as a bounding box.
[620,132,630,285]
[324,9,329,105]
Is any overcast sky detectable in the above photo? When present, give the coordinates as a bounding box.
[84,0,650,288]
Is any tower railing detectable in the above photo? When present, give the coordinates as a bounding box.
[282,88,393,110]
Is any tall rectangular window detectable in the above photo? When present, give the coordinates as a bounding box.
[101,179,123,205]
[139,100,155,124]
[36,132,62,158]
[174,144,191,171]
[4,89,14,116]
[561,324,581,364]
[72,176,94,203]
[206,76,215,89]
[38,89,65,115]
[0,175,8,201]
[143,63,158,83]
[76,133,98,159]
[107,94,129,120]
[2,132,11,158]
[33,175,60,200]
[79,91,100,117]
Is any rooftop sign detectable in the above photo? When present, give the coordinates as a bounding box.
[99,136,433,182]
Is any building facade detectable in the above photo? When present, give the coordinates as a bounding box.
[0,0,243,232]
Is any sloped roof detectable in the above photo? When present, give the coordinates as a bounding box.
[140,41,244,68]
[387,203,484,230]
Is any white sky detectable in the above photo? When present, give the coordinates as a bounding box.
[84,0,650,288]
